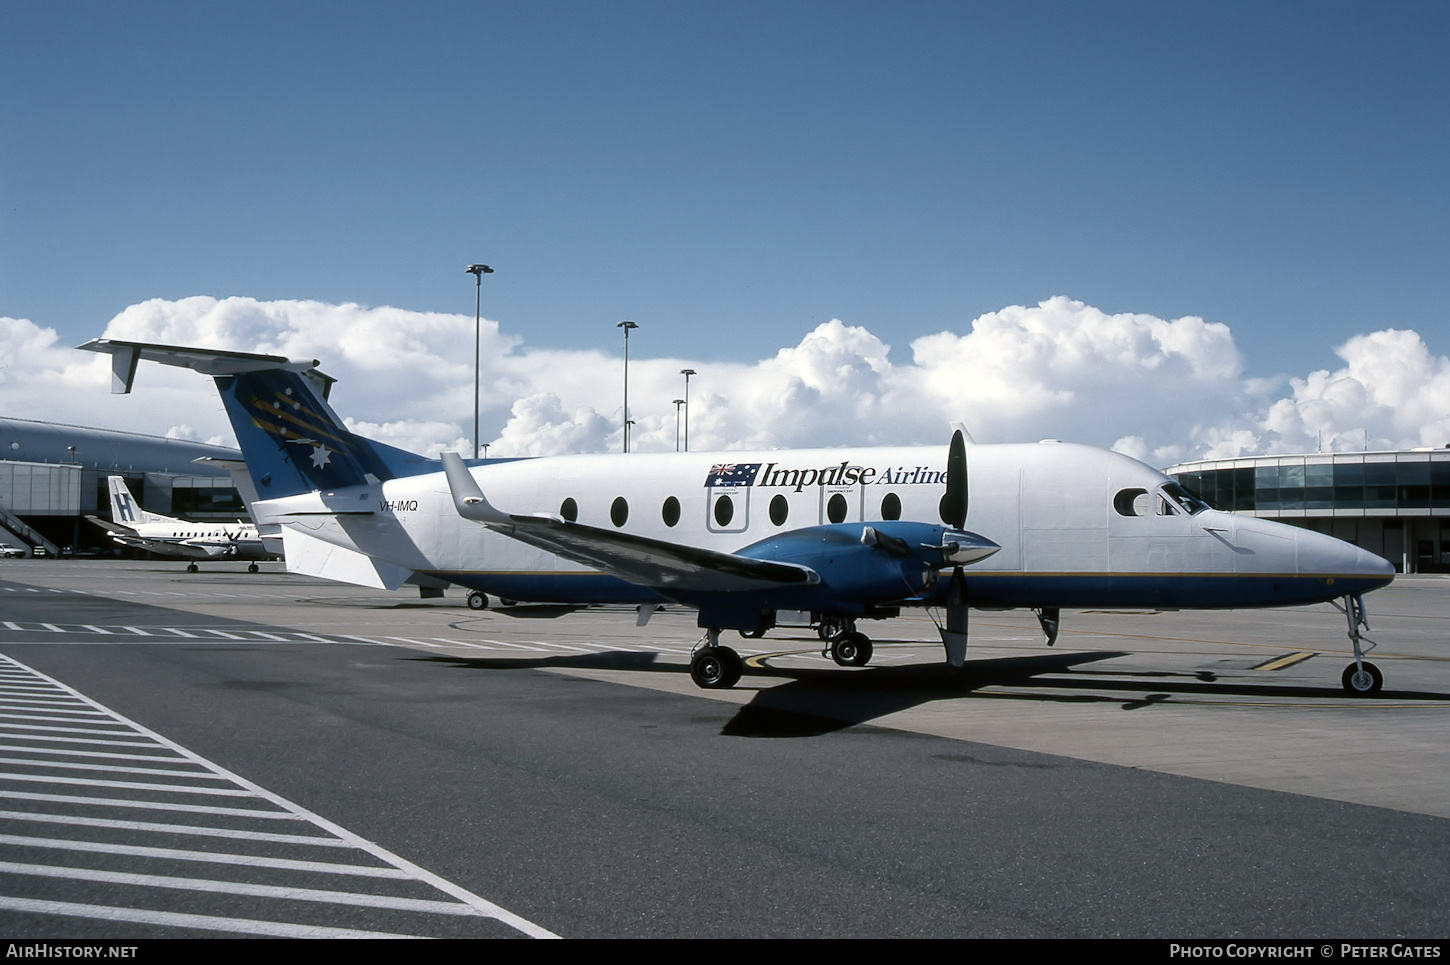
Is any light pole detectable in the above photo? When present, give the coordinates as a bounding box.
[465,264,494,458]
[680,368,696,451]
[672,399,684,451]
[617,321,638,453]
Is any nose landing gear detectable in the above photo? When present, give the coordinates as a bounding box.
[1333,593,1382,696]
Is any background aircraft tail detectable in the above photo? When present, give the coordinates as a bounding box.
[79,340,435,500]
[106,476,169,526]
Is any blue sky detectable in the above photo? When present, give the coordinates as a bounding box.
[1,2,1447,461]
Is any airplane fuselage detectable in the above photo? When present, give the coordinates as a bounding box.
[259,441,1393,611]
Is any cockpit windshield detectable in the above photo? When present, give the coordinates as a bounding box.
[1161,482,1210,515]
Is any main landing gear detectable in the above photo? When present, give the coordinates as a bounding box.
[690,629,743,689]
[815,616,873,667]
[466,591,489,611]
[1333,593,1382,696]
[693,617,875,689]
[186,563,199,573]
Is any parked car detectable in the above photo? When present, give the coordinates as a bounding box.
[0,543,26,558]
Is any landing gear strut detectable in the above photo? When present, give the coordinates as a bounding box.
[691,629,743,689]
[1332,593,1382,696]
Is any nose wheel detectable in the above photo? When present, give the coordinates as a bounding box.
[1342,661,1383,696]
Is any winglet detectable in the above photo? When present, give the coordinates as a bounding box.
[440,452,511,524]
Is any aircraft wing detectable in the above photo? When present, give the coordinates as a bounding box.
[440,453,817,592]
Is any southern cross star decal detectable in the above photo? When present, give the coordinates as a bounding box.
[309,445,332,468]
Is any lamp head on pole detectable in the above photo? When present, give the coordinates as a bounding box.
[465,264,494,280]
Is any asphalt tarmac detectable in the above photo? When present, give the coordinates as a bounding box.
[0,560,1446,938]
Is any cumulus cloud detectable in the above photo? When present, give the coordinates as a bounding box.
[1,295,1446,466]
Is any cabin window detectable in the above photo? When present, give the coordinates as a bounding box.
[610,497,629,527]
[769,494,788,526]
[881,492,901,520]
[1113,488,1148,517]
[714,494,734,526]
[827,493,848,524]
[662,496,681,527]
[560,498,578,522]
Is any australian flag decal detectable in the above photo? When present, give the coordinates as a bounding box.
[704,463,761,487]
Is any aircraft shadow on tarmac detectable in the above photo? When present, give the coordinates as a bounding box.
[414,648,1125,737]
[410,644,1450,738]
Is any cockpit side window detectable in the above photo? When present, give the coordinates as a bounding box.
[1160,482,1209,515]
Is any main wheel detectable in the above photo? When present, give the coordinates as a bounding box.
[831,632,874,667]
[1342,661,1383,696]
[691,647,743,689]
[248,563,259,573]
[466,591,489,611]
[739,628,766,639]
[186,563,198,573]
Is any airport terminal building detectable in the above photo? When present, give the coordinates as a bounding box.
[0,417,245,556]
[1166,449,1450,574]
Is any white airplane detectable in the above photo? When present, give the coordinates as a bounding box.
[80,339,1396,695]
[87,475,270,573]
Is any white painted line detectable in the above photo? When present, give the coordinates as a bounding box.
[244,631,288,641]
[0,743,187,763]
[481,639,549,652]
[81,625,113,635]
[0,895,425,939]
[38,624,63,632]
[0,789,304,818]
[0,810,353,847]
[160,627,198,638]
[0,834,409,878]
[335,634,387,646]
[0,731,159,749]
[0,756,229,780]
[1,623,20,631]
[200,629,245,640]
[0,697,101,710]
[0,722,145,738]
[0,712,120,726]
[0,653,559,939]
[0,859,491,917]
[387,636,445,648]
[290,632,333,642]
[0,771,256,796]
[122,626,149,635]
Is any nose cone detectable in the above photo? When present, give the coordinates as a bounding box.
[1293,524,1395,590]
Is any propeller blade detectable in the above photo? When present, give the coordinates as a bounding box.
[938,428,968,529]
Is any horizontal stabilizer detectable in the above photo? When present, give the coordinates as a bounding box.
[78,339,333,397]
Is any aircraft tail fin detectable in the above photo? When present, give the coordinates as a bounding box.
[106,476,168,526]
[79,340,434,501]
